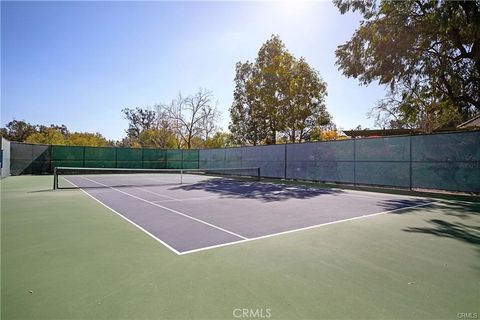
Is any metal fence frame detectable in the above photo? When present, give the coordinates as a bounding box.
[198,130,480,193]
[9,130,480,193]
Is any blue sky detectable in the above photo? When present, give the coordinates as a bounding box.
[1,1,386,141]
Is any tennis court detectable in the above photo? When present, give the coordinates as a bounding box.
[2,174,479,319]
[2,134,480,319]
[56,168,434,254]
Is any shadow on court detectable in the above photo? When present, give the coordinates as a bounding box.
[402,202,480,246]
[405,219,480,245]
[171,179,341,202]
[374,198,434,213]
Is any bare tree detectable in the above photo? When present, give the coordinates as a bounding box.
[162,88,219,149]
[199,100,220,140]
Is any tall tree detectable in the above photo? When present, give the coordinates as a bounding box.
[138,128,177,149]
[122,107,157,141]
[229,35,331,144]
[229,61,269,145]
[204,131,235,148]
[0,120,38,142]
[38,124,69,136]
[255,35,290,144]
[25,128,66,145]
[199,101,221,141]
[67,132,108,147]
[334,0,480,131]
[283,58,330,143]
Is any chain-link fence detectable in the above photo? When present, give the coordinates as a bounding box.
[198,131,479,193]
[9,130,479,192]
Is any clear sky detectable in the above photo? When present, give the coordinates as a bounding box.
[1,1,386,141]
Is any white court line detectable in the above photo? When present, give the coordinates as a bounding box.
[141,178,434,203]
[80,176,248,240]
[62,177,181,255]
[151,195,222,203]
[62,176,439,256]
[133,187,181,201]
[338,188,436,201]
[138,182,420,203]
[178,200,436,255]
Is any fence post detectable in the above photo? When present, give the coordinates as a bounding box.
[181,148,184,169]
[353,138,357,187]
[284,143,287,179]
[83,146,86,168]
[48,144,52,174]
[223,147,227,174]
[409,134,413,191]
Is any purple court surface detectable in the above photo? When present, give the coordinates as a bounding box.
[62,175,434,255]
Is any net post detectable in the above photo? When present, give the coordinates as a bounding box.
[53,167,58,190]
[180,169,183,184]
[256,167,261,181]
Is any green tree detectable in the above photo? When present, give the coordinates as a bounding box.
[229,61,269,146]
[282,58,330,142]
[138,128,177,148]
[188,136,205,149]
[67,132,108,146]
[204,132,234,148]
[118,137,142,148]
[0,120,38,142]
[255,35,291,144]
[25,128,66,145]
[334,0,480,131]
[229,35,331,144]
[122,107,157,142]
[38,124,69,136]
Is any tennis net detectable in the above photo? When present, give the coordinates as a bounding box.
[53,166,261,189]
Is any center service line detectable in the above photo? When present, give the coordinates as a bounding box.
[80,177,248,240]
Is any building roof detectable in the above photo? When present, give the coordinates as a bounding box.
[342,129,416,138]
[342,127,478,138]
[457,114,480,128]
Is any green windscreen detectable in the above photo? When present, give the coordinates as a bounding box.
[355,137,410,187]
[411,132,479,192]
[182,149,199,169]
[166,150,183,169]
[242,145,285,178]
[286,140,354,183]
[84,147,116,168]
[52,146,84,169]
[9,131,479,193]
[199,149,225,169]
[143,149,167,169]
[117,148,143,168]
